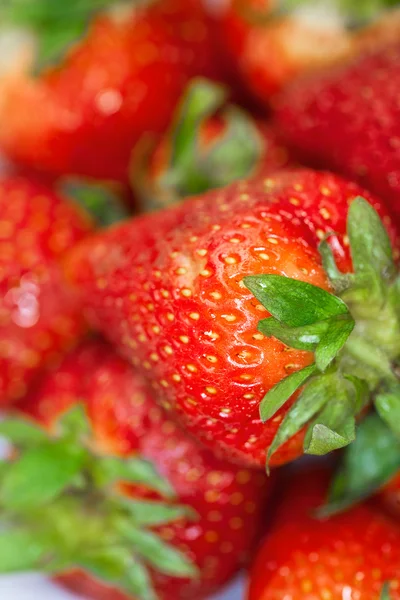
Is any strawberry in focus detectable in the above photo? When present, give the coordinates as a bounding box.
[248,468,400,600]
[0,340,271,600]
[0,0,224,183]
[132,78,293,212]
[276,43,400,221]
[65,169,400,468]
[0,176,92,405]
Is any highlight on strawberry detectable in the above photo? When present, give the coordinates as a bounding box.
[65,168,400,470]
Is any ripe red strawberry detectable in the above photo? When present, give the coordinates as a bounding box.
[276,43,400,221]
[0,175,92,405]
[0,340,271,600]
[0,0,223,183]
[65,169,400,469]
[248,468,400,600]
[209,0,355,106]
[132,78,293,212]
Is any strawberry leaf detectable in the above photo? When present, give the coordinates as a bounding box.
[77,546,157,600]
[121,499,195,526]
[120,525,198,578]
[304,419,355,455]
[258,318,329,350]
[259,363,316,422]
[0,418,47,446]
[318,414,400,518]
[0,441,86,510]
[0,529,51,573]
[381,583,392,600]
[244,275,349,327]
[266,374,336,467]
[315,316,354,371]
[93,456,175,499]
[375,388,400,438]
[348,197,395,287]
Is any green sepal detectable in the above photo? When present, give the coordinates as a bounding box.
[0,441,86,510]
[259,363,316,422]
[76,546,158,600]
[304,419,355,455]
[318,238,353,293]
[375,388,400,438]
[258,318,329,350]
[61,178,129,228]
[244,274,349,327]
[317,414,400,518]
[93,456,175,499]
[348,197,395,295]
[381,582,392,600]
[0,528,51,573]
[120,499,196,527]
[0,0,125,70]
[0,418,47,446]
[314,316,354,371]
[118,523,199,579]
[266,374,335,468]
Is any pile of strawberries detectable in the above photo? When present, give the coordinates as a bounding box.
[1,0,400,598]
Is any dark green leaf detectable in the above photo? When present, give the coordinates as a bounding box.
[315,316,354,371]
[121,500,195,527]
[348,197,395,284]
[61,179,129,227]
[266,374,334,467]
[77,546,157,600]
[0,418,47,446]
[243,275,349,327]
[375,389,400,438]
[0,529,50,573]
[93,457,175,499]
[318,414,400,517]
[259,363,317,422]
[121,525,198,578]
[258,317,329,350]
[1,441,86,510]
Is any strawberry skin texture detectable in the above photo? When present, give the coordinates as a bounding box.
[276,44,400,221]
[248,469,400,600]
[17,340,271,600]
[65,169,398,468]
[0,176,92,405]
[0,0,222,183]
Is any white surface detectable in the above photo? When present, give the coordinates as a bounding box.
[0,574,245,599]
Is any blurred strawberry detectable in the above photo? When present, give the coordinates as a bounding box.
[0,175,92,405]
[0,0,224,183]
[132,78,293,212]
[0,340,272,600]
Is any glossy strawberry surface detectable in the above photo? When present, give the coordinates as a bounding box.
[65,169,398,468]
[0,176,92,405]
[17,340,271,600]
[248,468,400,599]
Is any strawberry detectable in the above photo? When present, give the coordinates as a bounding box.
[0,340,271,600]
[0,0,223,183]
[132,78,293,212]
[65,169,400,469]
[275,43,400,221]
[0,175,93,405]
[248,468,400,600]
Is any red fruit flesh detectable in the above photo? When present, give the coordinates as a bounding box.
[18,340,271,600]
[0,0,222,182]
[248,468,400,600]
[65,169,397,468]
[0,176,92,405]
[276,44,400,221]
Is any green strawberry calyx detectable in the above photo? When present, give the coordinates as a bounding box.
[244,197,400,471]
[131,77,263,212]
[0,406,198,600]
